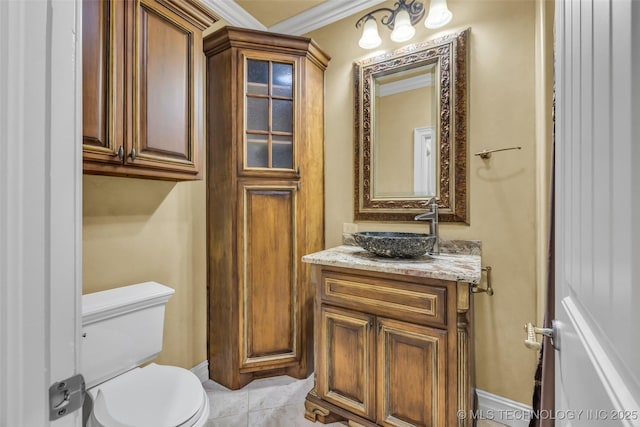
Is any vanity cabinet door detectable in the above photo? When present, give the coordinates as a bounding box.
[238,181,300,371]
[317,305,376,420]
[377,317,447,427]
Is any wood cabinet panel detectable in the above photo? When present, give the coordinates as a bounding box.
[241,183,297,369]
[133,0,200,174]
[318,305,376,420]
[140,5,190,157]
[377,318,447,427]
[82,0,124,163]
[82,0,108,148]
[321,271,447,328]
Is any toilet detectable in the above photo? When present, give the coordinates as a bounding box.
[82,282,209,427]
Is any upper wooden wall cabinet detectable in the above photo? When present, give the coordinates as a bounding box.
[204,27,330,390]
[82,0,217,180]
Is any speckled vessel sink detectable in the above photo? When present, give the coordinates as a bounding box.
[353,232,436,258]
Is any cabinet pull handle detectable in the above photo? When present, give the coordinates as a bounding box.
[376,322,382,335]
[128,148,136,162]
[115,146,124,162]
[296,182,300,191]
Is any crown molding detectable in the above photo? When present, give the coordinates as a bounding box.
[199,0,266,30]
[269,0,386,36]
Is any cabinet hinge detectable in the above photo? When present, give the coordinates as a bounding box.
[49,374,85,420]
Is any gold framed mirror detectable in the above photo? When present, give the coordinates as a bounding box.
[354,28,469,222]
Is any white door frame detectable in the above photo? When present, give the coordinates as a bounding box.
[0,1,82,426]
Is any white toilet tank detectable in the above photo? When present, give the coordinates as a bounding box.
[82,282,175,389]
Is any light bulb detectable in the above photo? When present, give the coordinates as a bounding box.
[425,0,452,29]
[358,18,382,49]
[390,9,415,43]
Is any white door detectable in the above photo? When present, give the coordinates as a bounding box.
[555,0,640,425]
[0,0,82,426]
[413,126,436,197]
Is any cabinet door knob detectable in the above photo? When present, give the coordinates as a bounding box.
[115,146,124,162]
[128,148,136,161]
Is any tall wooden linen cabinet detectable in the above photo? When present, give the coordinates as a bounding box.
[204,27,330,390]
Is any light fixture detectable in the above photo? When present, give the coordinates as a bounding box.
[355,0,453,49]
[424,0,452,28]
[390,9,416,42]
[358,17,383,49]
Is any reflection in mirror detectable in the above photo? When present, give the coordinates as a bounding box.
[354,28,468,222]
[373,63,438,198]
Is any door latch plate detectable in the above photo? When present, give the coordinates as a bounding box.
[49,374,85,420]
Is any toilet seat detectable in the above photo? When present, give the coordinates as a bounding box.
[88,363,209,427]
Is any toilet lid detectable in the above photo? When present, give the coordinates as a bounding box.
[91,363,206,427]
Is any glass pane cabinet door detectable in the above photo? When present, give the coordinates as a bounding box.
[245,58,294,170]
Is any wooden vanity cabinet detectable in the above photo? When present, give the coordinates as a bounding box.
[82,0,216,180]
[204,27,330,390]
[306,266,475,427]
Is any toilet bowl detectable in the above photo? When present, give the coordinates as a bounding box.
[82,282,209,427]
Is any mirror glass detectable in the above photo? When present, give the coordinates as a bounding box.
[354,29,469,222]
[373,62,438,199]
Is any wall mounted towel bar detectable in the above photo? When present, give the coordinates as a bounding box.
[474,146,522,159]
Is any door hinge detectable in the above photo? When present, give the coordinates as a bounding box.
[49,374,85,420]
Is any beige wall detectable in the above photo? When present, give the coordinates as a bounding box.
[307,0,543,404]
[83,175,207,370]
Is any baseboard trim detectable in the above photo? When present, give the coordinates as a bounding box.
[191,360,210,383]
[476,389,533,427]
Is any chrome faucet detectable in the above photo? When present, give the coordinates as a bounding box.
[414,197,439,254]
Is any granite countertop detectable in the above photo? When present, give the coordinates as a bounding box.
[302,245,482,284]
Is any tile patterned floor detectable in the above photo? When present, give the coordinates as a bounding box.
[203,374,341,427]
[203,374,506,427]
